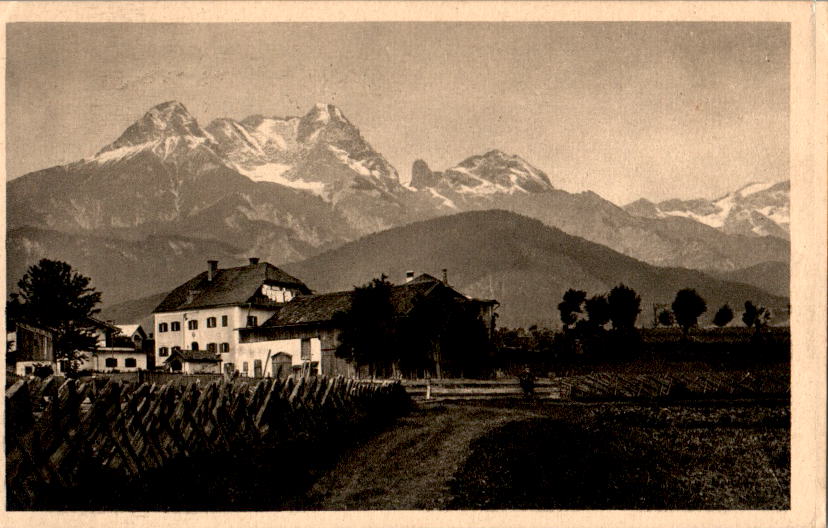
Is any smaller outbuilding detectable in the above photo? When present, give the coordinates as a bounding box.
[163,349,222,374]
[11,322,56,376]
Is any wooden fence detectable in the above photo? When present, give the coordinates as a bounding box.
[403,370,789,401]
[5,375,409,509]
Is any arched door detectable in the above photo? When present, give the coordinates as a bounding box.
[272,353,292,379]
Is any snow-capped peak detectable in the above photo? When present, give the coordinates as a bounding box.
[96,100,209,157]
[446,150,553,194]
[303,103,349,126]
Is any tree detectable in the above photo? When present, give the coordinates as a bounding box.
[712,304,734,327]
[657,309,675,327]
[584,295,610,330]
[333,275,398,377]
[607,284,641,331]
[742,301,772,334]
[12,259,102,375]
[557,289,586,329]
[671,288,707,338]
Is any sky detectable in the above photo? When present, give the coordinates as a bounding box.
[6,22,789,205]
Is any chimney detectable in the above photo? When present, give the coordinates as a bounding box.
[442,268,448,285]
[207,260,219,282]
[405,270,415,283]
[249,257,260,265]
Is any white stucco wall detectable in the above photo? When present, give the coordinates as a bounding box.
[153,306,279,367]
[236,337,322,377]
[93,349,147,372]
[15,361,57,376]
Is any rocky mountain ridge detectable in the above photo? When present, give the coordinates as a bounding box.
[624,180,790,239]
[8,100,790,310]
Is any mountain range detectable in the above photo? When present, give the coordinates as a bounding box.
[624,181,790,239]
[100,210,788,328]
[8,100,790,317]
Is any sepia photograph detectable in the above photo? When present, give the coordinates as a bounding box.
[2,2,825,526]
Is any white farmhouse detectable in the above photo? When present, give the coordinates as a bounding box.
[152,258,312,376]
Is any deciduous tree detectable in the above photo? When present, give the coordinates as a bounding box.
[712,304,734,328]
[557,289,586,329]
[333,275,397,377]
[584,295,610,330]
[607,284,641,331]
[671,289,707,338]
[657,309,675,328]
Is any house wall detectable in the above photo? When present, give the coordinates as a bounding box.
[93,348,147,372]
[153,306,277,368]
[239,325,353,377]
[183,361,221,374]
[236,336,322,377]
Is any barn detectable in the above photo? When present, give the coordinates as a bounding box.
[238,273,498,378]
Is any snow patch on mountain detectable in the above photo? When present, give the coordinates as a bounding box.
[428,188,458,209]
[328,146,381,179]
[90,143,149,164]
[234,163,326,197]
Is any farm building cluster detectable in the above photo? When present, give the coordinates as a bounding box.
[8,259,498,379]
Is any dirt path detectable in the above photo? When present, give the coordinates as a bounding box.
[300,402,545,510]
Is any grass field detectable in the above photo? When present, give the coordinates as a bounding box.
[302,399,789,510]
[449,401,789,509]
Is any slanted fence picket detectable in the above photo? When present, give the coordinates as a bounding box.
[5,375,409,510]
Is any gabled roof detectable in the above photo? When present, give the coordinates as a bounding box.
[117,324,144,338]
[164,349,221,363]
[86,317,121,331]
[258,274,473,328]
[154,262,311,313]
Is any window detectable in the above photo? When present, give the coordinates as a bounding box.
[188,320,198,330]
[207,343,217,353]
[105,358,117,368]
[191,342,199,351]
[242,361,249,376]
[171,322,181,331]
[159,347,169,357]
[253,359,263,378]
[220,343,230,353]
[172,346,181,354]
[24,366,33,375]
[301,338,311,361]
[125,358,137,368]
[246,316,258,327]
[207,317,217,328]
[221,315,228,327]
[158,323,168,333]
